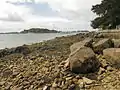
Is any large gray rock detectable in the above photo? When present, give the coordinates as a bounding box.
[93,39,114,54]
[70,38,93,55]
[69,47,100,74]
[103,48,120,67]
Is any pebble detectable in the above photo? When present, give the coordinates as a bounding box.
[82,77,94,85]
[52,82,58,88]
[107,66,113,71]
[98,67,105,75]
[12,71,19,77]
[43,86,49,90]
[68,84,75,90]
[12,86,24,90]
[0,81,5,86]
[66,77,73,81]
[79,82,85,89]
[76,75,81,79]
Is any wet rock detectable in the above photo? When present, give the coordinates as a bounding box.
[15,45,31,55]
[69,47,100,74]
[103,48,120,67]
[82,77,94,85]
[0,49,10,58]
[70,38,93,55]
[93,39,114,54]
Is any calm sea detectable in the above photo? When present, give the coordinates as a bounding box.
[0,33,77,49]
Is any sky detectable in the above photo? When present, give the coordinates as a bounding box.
[0,0,101,32]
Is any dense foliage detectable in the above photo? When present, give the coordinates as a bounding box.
[91,0,120,29]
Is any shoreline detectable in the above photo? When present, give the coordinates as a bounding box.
[0,33,79,50]
[1,32,120,90]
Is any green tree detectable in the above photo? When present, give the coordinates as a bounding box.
[91,0,120,30]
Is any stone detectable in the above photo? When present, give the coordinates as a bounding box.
[94,33,104,38]
[69,47,100,74]
[0,81,5,86]
[64,59,70,68]
[50,87,56,90]
[37,88,42,90]
[76,75,81,79]
[43,86,49,90]
[15,45,31,55]
[11,86,24,90]
[70,38,93,55]
[52,82,58,88]
[101,59,108,68]
[66,77,73,81]
[112,39,120,48]
[103,48,120,67]
[68,84,75,90]
[72,78,78,83]
[5,84,11,90]
[107,66,113,71]
[0,49,10,58]
[12,71,19,77]
[82,77,94,85]
[79,82,85,89]
[93,39,114,54]
[2,69,12,78]
[98,67,105,75]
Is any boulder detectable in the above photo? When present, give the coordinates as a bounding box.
[69,47,100,74]
[15,45,31,55]
[93,39,114,54]
[0,49,9,58]
[70,38,93,55]
[112,39,120,48]
[103,48,120,67]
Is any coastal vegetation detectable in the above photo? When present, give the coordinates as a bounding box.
[91,0,120,30]
[20,28,60,33]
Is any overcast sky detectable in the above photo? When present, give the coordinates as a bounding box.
[0,0,101,32]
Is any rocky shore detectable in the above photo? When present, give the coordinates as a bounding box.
[1,32,120,90]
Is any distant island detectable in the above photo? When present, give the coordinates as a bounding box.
[0,28,89,34]
[20,28,61,33]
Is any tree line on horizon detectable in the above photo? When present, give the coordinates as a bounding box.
[91,0,120,30]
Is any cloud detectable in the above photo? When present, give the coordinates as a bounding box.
[0,0,102,32]
[0,12,24,22]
